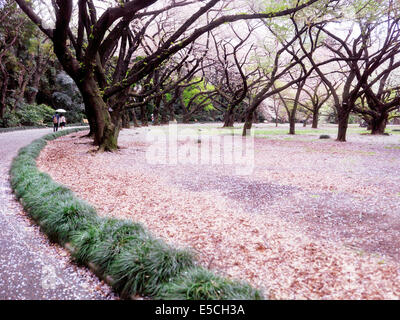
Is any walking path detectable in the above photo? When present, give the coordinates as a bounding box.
[0,128,115,300]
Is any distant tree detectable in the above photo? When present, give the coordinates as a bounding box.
[285,76,335,129]
[275,70,307,135]
[0,0,52,124]
[295,0,400,140]
[203,23,264,128]
[0,0,27,118]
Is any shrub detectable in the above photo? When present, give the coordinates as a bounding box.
[157,267,263,300]
[1,103,55,128]
[71,219,146,271]
[16,103,55,126]
[0,110,20,127]
[319,134,331,139]
[107,238,195,297]
[38,196,98,244]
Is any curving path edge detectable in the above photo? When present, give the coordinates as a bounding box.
[0,128,115,300]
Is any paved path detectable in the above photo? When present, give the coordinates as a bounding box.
[0,128,115,300]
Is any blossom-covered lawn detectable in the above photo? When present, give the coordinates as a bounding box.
[37,123,400,299]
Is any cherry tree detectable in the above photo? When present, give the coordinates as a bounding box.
[15,0,320,150]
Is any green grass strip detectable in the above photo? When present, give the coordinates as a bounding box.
[10,128,263,300]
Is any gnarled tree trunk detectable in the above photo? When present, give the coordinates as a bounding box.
[337,109,350,142]
[79,75,118,151]
[370,112,388,135]
[223,106,235,127]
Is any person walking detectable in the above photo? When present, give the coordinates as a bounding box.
[52,113,60,132]
[60,115,66,130]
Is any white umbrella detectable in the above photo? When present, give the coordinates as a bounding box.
[55,109,67,113]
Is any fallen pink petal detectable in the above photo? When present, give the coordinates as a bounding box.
[36,127,400,300]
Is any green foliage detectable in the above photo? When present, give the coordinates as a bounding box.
[259,0,293,14]
[348,113,362,124]
[157,267,263,300]
[389,110,400,122]
[72,219,146,271]
[0,103,55,128]
[107,238,194,297]
[0,0,54,125]
[0,110,20,127]
[351,0,386,23]
[182,79,215,112]
[16,103,55,126]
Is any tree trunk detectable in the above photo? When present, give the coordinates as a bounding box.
[140,105,148,126]
[0,66,8,120]
[253,112,259,124]
[132,109,140,127]
[183,113,190,123]
[303,114,311,127]
[153,97,161,125]
[162,95,176,123]
[79,76,118,151]
[99,111,119,152]
[168,105,176,122]
[0,103,4,120]
[26,70,42,104]
[287,106,297,134]
[26,79,39,104]
[337,110,350,142]
[169,109,176,122]
[370,113,388,135]
[242,111,253,136]
[312,110,319,129]
[223,107,235,127]
[179,93,190,123]
[121,109,131,129]
[14,66,30,110]
[85,106,97,138]
[289,116,296,135]
[160,109,168,124]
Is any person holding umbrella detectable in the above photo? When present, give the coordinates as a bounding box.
[52,112,60,132]
[60,114,66,130]
[55,109,67,130]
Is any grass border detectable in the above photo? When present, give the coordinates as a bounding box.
[9,128,263,300]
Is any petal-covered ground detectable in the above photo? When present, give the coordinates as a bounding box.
[0,128,116,300]
[37,124,400,299]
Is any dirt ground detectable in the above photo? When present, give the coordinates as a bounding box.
[37,123,400,299]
